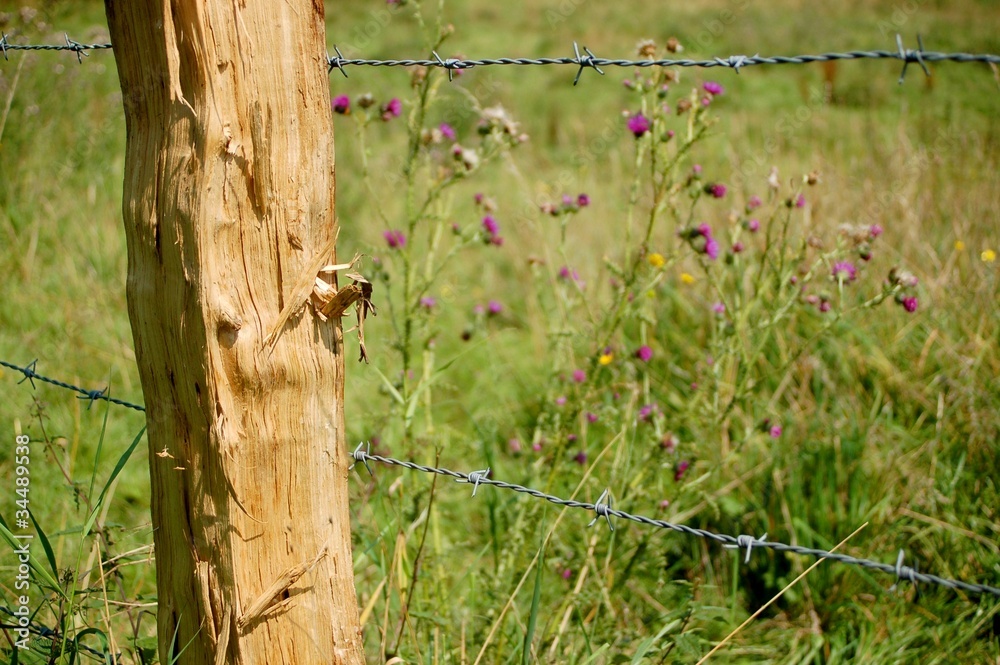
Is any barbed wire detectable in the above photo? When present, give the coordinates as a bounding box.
[3,358,998,599]
[0,359,145,412]
[3,32,999,85]
[349,443,1000,599]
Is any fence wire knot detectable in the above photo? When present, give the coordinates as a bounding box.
[726,532,768,563]
[78,387,108,409]
[64,34,89,64]
[0,33,9,61]
[350,442,373,476]
[892,549,919,591]
[432,51,471,81]
[461,467,491,496]
[896,34,930,84]
[572,42,604,86]
[716,54,756,74]
[327,45,348,78]
[16,359,39,388]
[587,488,615,531]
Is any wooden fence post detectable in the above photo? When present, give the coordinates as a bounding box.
[104,2,364,662]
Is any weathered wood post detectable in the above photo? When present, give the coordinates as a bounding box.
[104,2,364,662]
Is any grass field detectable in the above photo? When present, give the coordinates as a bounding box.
[1,0,998,662]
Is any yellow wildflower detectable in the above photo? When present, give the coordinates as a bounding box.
[598,353,614,366]
[647,252,665,268]
[680,272,695,285]
[982,249,996,263]
[954,240,965,251]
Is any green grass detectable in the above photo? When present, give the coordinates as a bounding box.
[1,0,999,663]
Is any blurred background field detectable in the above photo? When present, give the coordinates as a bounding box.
[0,0,998,662]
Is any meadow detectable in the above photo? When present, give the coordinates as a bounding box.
[0,0,998,662]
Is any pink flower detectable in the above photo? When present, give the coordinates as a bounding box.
[577,193,590,207]
[674,460,690,482]
[708,183,727,198]
[572,369,586,383]
[555,396,567,406]
[482,215,499,236]
[869,224,883,238]
[383,230,406,248]
[419,296,437,309]
[770,425,783,438]
[381,97,402,121]
[573,451,587,465]
[712,302,725,314]
[508,438,522,453]
[558,266,581,282]
[439,123,456,140]
[832,261,857,282]
[627,113,650,138]
[747,219,760,233]
[747,195,762,210]
[795,194,806,208]
[635,345,653,362]
[487,300,503,315]
[703,81,724,96]
[586,412,599,423]
[332,95,350,114]
[902,296,918,313]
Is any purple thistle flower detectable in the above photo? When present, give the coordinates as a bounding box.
[487,300,503,315]
[638,404,656,421]
[586,412,599,423]
[704,237,720,260]
[832,261,857,282]
[419,296,437,309]
[795,194,806,208]
[381,97,402,121]
[573,451,587,465]
[482,215,499,236]
[703,81,724,96]
[562,194,574,206]
[577,193,590,207]
[635,345,653,362]
[770,425,783,438]
[708,183,727,199]
[558,266,581,282]
[674,460,690,482]
[439,122,456,140]
[747,195,762,210]
[561,568,573,580]
[712,302,725,314]
[332,95,350,114]
[383,230,406,249]
[732,241,745,254]
[572,369,586,383]
[869,224,883,238]
[902,296,918,313]
[474,192,484,205]
[555,396,567,406]
[627,113,650,138]
[748,219,760,233]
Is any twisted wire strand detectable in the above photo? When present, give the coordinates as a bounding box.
[0,359,146,412]
[4,358,998,598]
[2,33,998,78]
[353,448,1000,598]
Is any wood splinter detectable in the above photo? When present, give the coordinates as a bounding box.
[236,545,329,632]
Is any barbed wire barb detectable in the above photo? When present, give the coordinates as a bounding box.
[328,45,348,78]
[572,42,603,86]
[587,488,615,531]
[896,33,931,84]
[0,33,9,61]
[725,532,768,563]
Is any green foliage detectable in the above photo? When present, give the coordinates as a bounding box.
[1,0,999,663]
